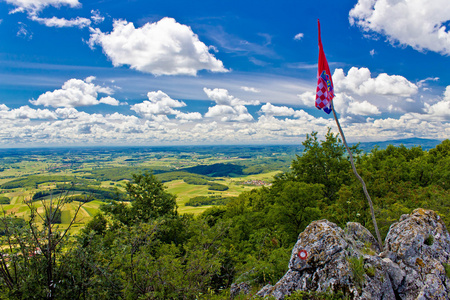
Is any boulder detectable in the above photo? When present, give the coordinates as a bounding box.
[256,209,450,299]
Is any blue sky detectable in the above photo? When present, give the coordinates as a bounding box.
[0,0,449,147]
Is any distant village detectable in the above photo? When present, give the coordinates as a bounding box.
[238,179,272,186]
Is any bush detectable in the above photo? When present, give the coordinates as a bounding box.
[208,183,229,191]
[185,196,234,207]
[0,196,10,204]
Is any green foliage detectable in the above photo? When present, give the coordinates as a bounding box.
[208,182,229,191]
[0,175,96,189]
[126,172,177,222]
[185,195,234,207]
[424,234,434,246]
[182,163,244,177]
[443,263,450,278]
[0,196,10,204]
[83,213,107,235]
[285,290,348,300]
[0,191,84,299]
[288,129,357,203]
[347,256,365,288]
[270,181,323,243]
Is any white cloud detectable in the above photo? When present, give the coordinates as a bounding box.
[370,49,375,56]
[17,22,32,39]
[88,17,228,76]
[420,86,450,120]
[205,104,253,122]
[30,77,115,108]
[333,67,418,96]
[349,0,450,55]
[297,91,315,107]
[90,9,104,24]
[99,96,119,106]
[294,33,304,40]
[346,100,381,116]
[203,88,258,122]
[0,105,57,119]
[30,15,90,28]
[130,90,188,121]
[175,112,202,122]
[5,0,80,15]
[241,86,260,93]
[260,103,295,116]
[203,88,260,106]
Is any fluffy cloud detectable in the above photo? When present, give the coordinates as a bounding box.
[4,0,80,15]
[420,86,450,121]
[99,96,119,106]
[30,77,116,108]
[260,103,295,116]
[333,67,418,97]
[203,88,259,122]
[346,100,381,116]
[30,15,91,28]
[0,105,57,119]
[88,17,228,76]
[205,105,253,122]
[130,90,199,122]
[203,88,260,106]
[349,0,450,55]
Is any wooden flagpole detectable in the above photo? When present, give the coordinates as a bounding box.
[330,101,383,249]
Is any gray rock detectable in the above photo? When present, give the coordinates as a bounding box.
[229,282,251,299]
[256,208,450,300]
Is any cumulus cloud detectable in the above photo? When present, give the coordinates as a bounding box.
[346,100,381,116]
[99,96,119,106]
[205,104,253,122]
[203,88,260,106]
[4,0,80,15]
[420,86,450,121]
[0,105,57,119]
[297,91,315,107]
[203,88,259,122]
[349,0,450,55]
[333,67,418,97]
[30,15,90,28]
[130,90,199,122]
[260,103,295,116]
[30,77,116,108]
[88,17,228,76]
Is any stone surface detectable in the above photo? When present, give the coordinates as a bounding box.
[256,209,450,300]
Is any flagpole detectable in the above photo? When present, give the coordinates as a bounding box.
[331,101,383,249]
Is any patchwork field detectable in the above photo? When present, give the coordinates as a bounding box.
[0,146,294,229]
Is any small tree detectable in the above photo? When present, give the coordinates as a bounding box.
[0,190,88,299]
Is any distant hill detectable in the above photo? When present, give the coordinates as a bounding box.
[354,138,443,152]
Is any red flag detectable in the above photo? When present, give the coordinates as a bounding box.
[315,20,334,114]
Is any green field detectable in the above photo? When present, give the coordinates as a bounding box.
[0,146,292,229]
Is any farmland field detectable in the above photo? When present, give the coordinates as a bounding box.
[0,145,297,228]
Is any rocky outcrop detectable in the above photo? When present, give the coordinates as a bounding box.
[257,209,450,299]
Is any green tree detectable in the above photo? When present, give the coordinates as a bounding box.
[126,172,177,222]
[287,129,357,203]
